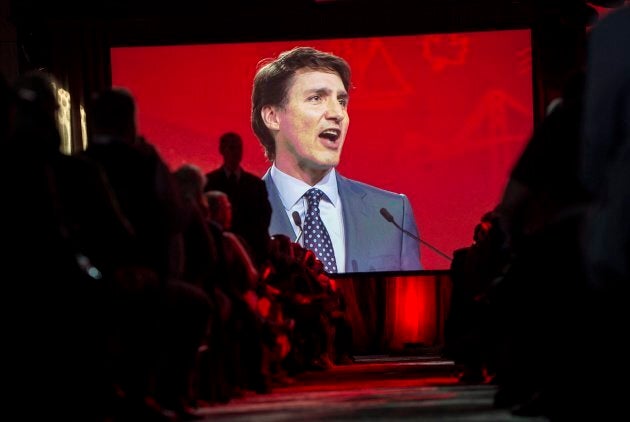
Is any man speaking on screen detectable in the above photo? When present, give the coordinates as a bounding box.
[251,46,422,273]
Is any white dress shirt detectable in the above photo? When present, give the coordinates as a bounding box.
[270,164,346,272]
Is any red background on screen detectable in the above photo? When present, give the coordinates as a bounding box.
[111,29,533,270]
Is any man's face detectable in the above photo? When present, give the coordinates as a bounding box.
[273,69,349,180]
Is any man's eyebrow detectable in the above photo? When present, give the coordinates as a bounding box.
[306,88,349,98]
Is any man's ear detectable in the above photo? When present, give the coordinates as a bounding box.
[261,105,280,130]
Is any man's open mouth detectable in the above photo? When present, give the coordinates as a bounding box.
[319,128,341,142]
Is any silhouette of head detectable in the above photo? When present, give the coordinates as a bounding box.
[174,163,207,202]
[89,88,137,143]
[205,190,232,230]
[219,132,243,172]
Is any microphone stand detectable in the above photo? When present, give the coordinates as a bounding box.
[380,208,452,261]
[292,211,304,243]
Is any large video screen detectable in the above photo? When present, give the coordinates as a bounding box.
[111,29,533,270]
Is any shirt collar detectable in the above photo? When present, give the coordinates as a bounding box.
[222,166,242,179]
[270,164,340,210]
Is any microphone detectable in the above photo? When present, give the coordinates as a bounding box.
[292,211,304,243]
[380,207,452,261]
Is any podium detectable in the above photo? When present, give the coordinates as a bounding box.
[331,270,452,355]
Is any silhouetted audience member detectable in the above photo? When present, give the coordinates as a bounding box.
[3,70,135,419]
[444,210,507,384]
[580,5,630,297]
[204,132,271,267]
[85,88,182,279]
[205,190,259,297]
[205,190,271,396]
[579,5,630,419]
[491,69,591,418]
[84,87,211,420]
[172,163,218,289]
[173,163,246,406]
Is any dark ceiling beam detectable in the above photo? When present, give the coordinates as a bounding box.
[102,1,536,46]
[10,1,534,34]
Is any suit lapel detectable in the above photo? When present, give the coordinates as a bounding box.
[262,169,295,237]
[336,173,369,272]
[264,169,373,271]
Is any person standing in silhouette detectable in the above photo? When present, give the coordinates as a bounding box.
[578,5,630,419]
[204,132,271,268]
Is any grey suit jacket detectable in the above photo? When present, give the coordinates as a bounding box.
[263,169,422,272]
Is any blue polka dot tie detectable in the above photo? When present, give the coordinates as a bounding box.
[303,188,337,273]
